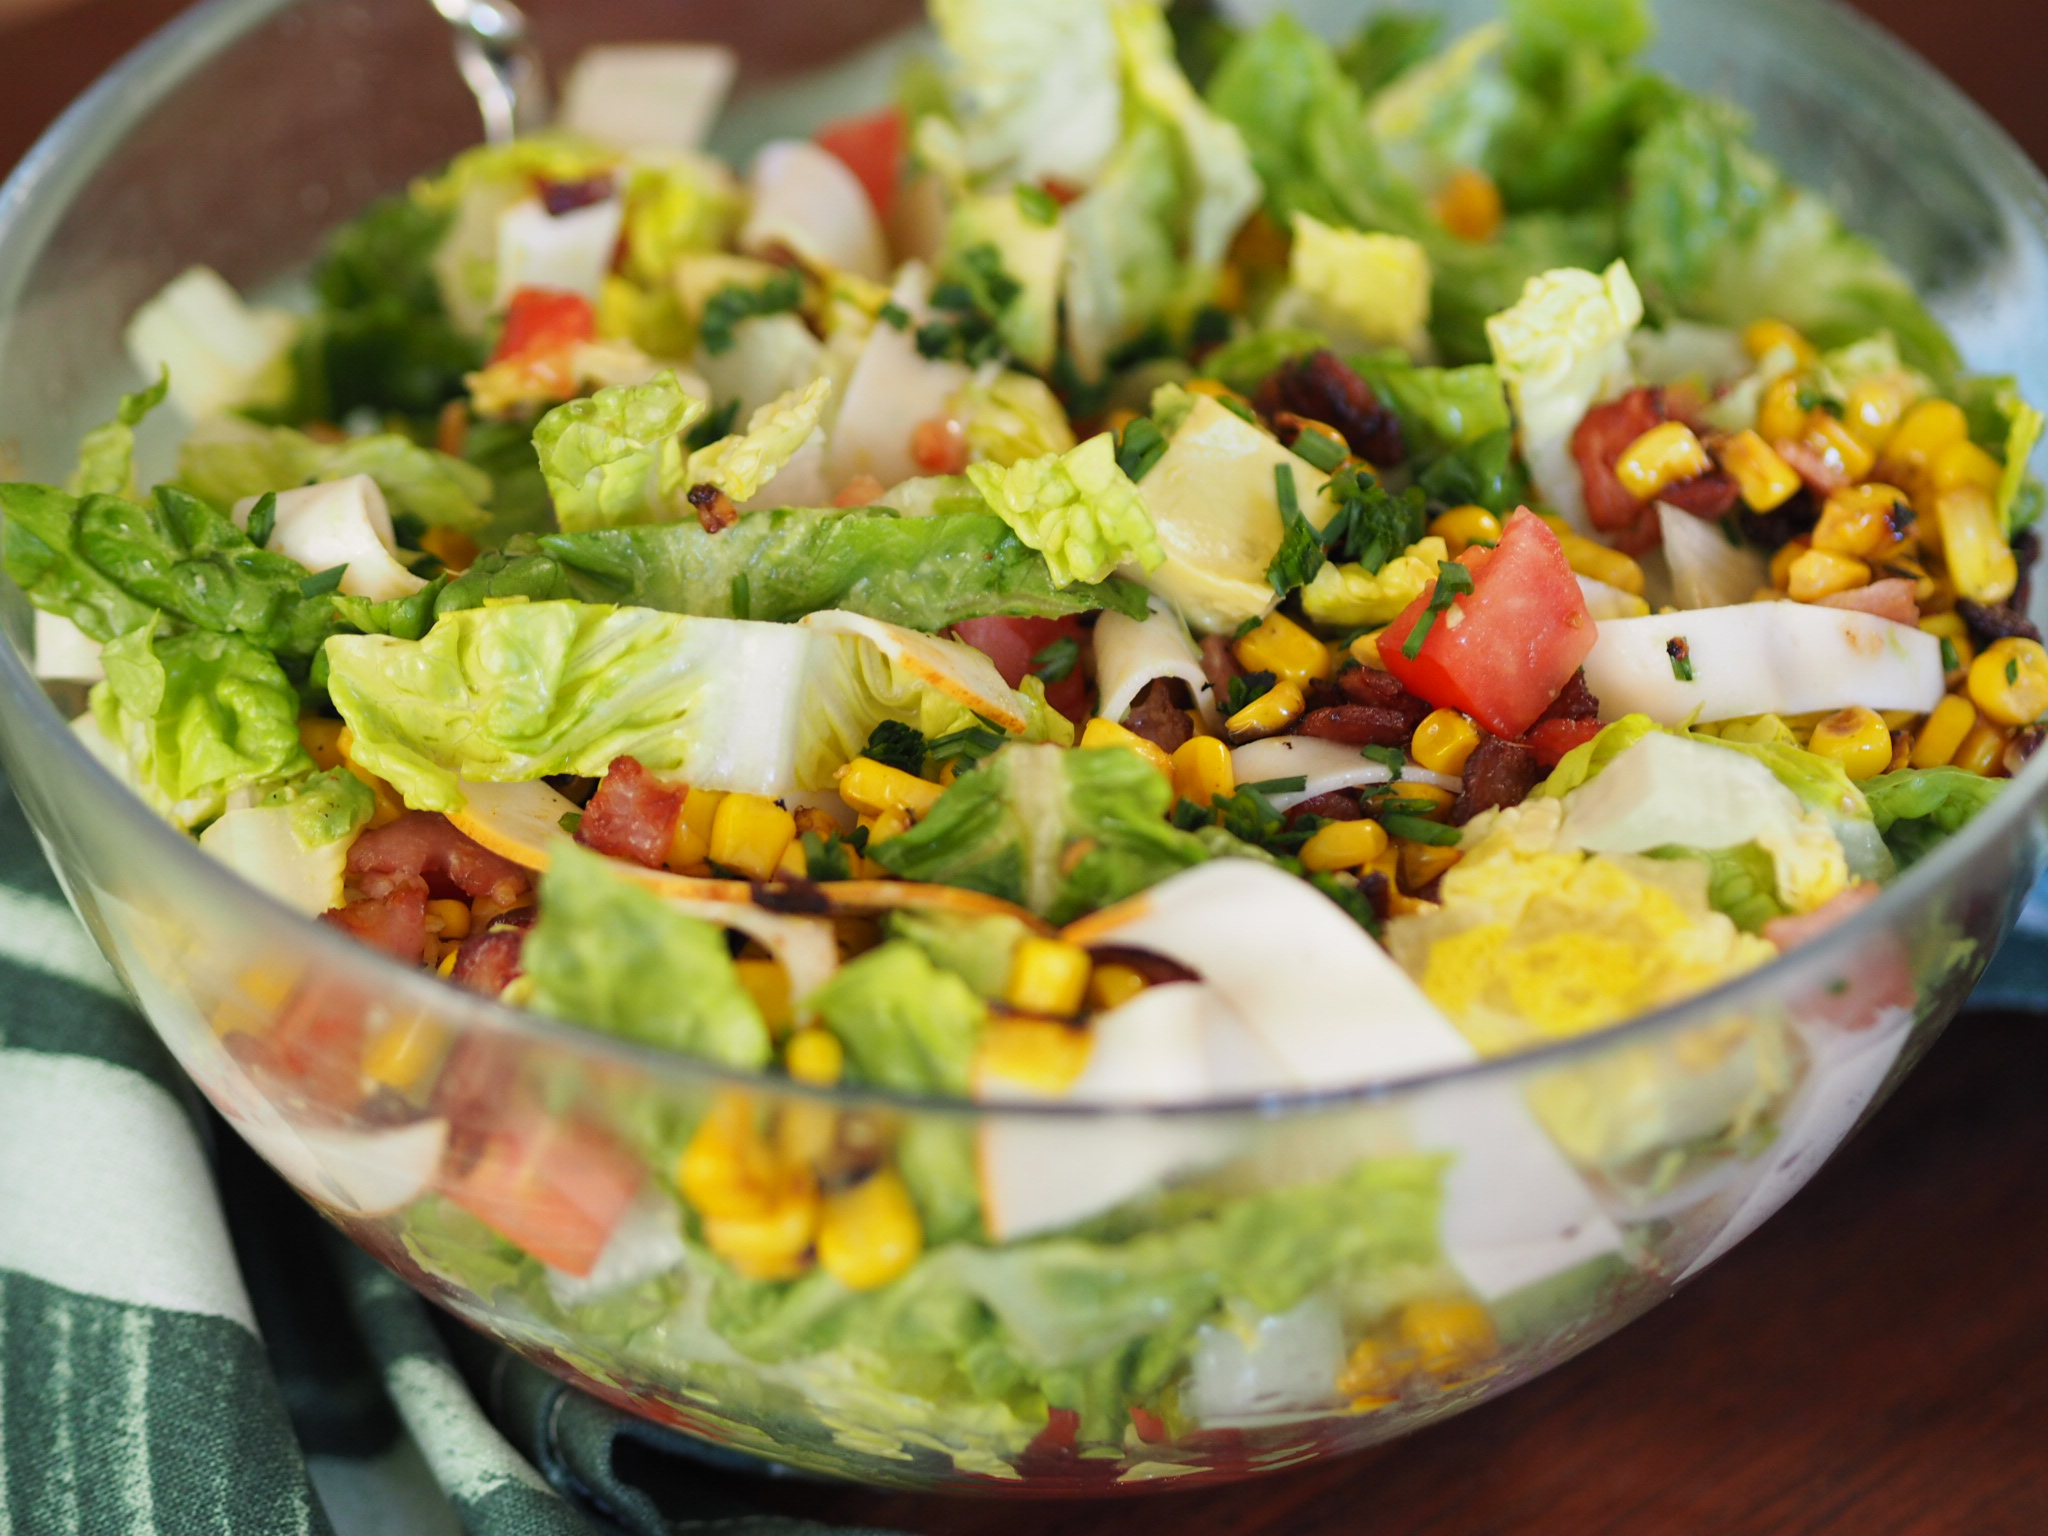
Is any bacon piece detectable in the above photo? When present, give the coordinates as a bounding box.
[1253,350,1405,467]
[539,174,617,216]
[322,885,430,964]
[348,812,531,909]
[1573,389,1665,544]
[1660,470,1742,521]
[575,756,683,870]
[1957,598,2044,648]
[1763,883,1883,952]
[1818,578,1920,626]
[1284,791,1364,826]
[1200,635,1243,703]
[1299,705,1413,748]
[1336,666,1432,730]
[452,909,537,998]
[1537,670,1602,723]
[1122,678,1196,755]
[1775,439,1852,496]
[688,484,738,532]
[1451,737,1543,825]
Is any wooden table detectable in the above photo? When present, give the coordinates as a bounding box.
[1,2,2043,1531]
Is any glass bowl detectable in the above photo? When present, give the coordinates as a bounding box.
[3,0,2046,1495]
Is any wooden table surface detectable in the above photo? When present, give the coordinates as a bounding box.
[1,2,2043,1532]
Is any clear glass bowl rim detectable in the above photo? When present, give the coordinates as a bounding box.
[2,0,2045,1126]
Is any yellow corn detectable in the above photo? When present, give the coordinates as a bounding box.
[1399,1298,1497,1377]
[678,1095,788,1222]
[435,950,459,978]
[859,807,912,847]
[1787,548,1872,602]
[1843,377,1911,456]
[1089,962,1149,1013]
[1954,720,2011,776]
[1338,1336,1407,1408]
[1365,848,1437,917]
[976,1019,1092,1092]
[1879,399,1970,490]
[1399,839,1463,890]
[1769,538,1811,591]
[784,1027,844,1086]
[1920,612,1975,681]
[1806,707,1894,780]
[1719,430,1803,513]
[1235,611,1335,688]
[709,794,797,881]
[1079,716,1176,779]
[1436,166,1504,242]
[1394,782,1458,819]
[1968,638,2048,728]
[1542,519,1646,596]
[1758,377,1810,447]
[1005,936,1093,1018]
[1934,486,2019,604]
[1931,439,2005,498]
[300,717,346,771]
[1410,710,1482,776]
[1743,318,1818,368]
[1911,694,1979,769]
[736,958,793,1034]
[362,1015,451,1094]
[669,788,724,872]
[1299,819,1391,873]
[1428,505,1503,557]
[1172,735,1235,808]
[426,898,471,942]
[1350,629,1390,670]
[1813,484,1912,559]
[702,1186,820,1281]
[1226,678,1306,740]
[775,838,808,879]
[1803,413,1877,484]
[817,1169,923,1292]
[1616,421,1713,501]
[837,757,942,819]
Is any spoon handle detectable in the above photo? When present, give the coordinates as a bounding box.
[430,0,549,145]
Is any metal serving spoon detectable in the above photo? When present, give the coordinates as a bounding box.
[430,0,550,144]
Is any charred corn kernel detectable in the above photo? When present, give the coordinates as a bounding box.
[709,794,796,881]
[817,1169,923,1292]
[1787,548,1872,602]
[837,757,943,818]
[678,1096,785,1222]
[1920,612,1976,679]
[736,958,793,1033]
[702,1185,819,1282]
[1843,377,1911,455]
[1743,318,1818,367]
[1955,720,2012,776]
[1400,1298,1496,1377]
[1880,399,1970,487]
[1399,839,1463,889]
[1912,694,1979,768]
[1300,819,1391,873]
[1172,735,1235,808]
[1969,638,2048,727]
[669,788,723,871]
[425,898,471,941]
[1932,438,2005,498]
[858,806,913,847]
[1338,1337,1407,1407]
[1394,781,1457,818]
[1934,486,2019,604]
[1616,421,1713,501]
[1428,505,1503,556]
[1807,707,1893,780]
[1813,484,1913,559]
[1719,430,1803,512]
[1089,962,1149,1012]
[1436,166,1504,242]
[1803,412,1877,484]
[784,1027,844,1086]
[1759,377,1810,446]
[1410,710,1482,776]
[1235,611,1334,688]
[1079,716,1175,779]
[419,525,479,572]
[1769,537,1811,590]
[299,717,346,770]
[1351,629,1389,670]
[363,1016,451,1094]
[1005,937,1092,1018]
[1226,677,1306,739]
[976,1019,1092,1091]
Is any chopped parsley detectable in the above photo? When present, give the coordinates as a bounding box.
[1014,184,1060,226]
[1266,463,1327,596]
[863,721,927,775]
[918,244,1019,366]
[1322,468,1430,575]
[801,826,869,883]
[1030,635,1081,685]
[1399,562,1475,662]
[245,492,277,550]
[699,270,803,355]
[298,564,347,598]
[1116,416,1170,484]
[1380,813,1462,847]
[1667,636,1695,683]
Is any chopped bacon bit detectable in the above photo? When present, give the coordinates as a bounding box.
[1660,469,1742,521]
[451,909,537,997]
[1573,388,1665,549]
[539,174,616,217]
[1524,716,1604,767]
[833,473,887,508]
[1451,736,1543,825]
[323,884,430,964]
[911,416,970,476]
[1774,438,1853,496]
[688,484,738,532]
[1122,678,1195,755]
[1285,790,1365,826]
[1337,665,1433,730]
[347,812,531,912]
[1818,577,1920,626]
[1299,705,1414,747]
[1085,945,1201,985]
[1957,598,2044,648]
[1253,350,1405,468]
[1537,670,1602,723]
[575,756,684,869]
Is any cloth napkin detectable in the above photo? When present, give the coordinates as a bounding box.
[0,772,902,1536]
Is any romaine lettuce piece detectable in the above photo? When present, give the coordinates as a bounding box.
[809,941,987,1095]
[964,434,1163,587]
[263,766,377,850]
[1364,21,1514,193]
[950,372,1078,467]
[680,377,833,505]
[1277,215,1432,358]
[885,909,1033,1001]
[1644,842,1786,935]
[179,418,494,534]
[929,0,1124,187]
[524,841,770,1069]
[533,371,707,532]
[1863,767,2006,868]
[70,373,168,500]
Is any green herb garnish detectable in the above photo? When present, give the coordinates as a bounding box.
[1380,813,1461,847]
[1400,562,1475,662]
[298,565,347,598]
[1015,184,1060,226]
[699,270,803,355]
[863,721,927,775]
[1031,635,1081,685]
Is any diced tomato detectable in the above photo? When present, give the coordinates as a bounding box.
[815,107,905,222]
[1129,1406,1169,1443]
[1524,716,1605,767]
[952,615,1092,727]
[1573,388,1665,549]
[442,1105,644,1276]
[490,287,597,365]
[1380,509,1599,740]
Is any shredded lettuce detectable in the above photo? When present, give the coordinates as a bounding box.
[964,434,1164,587]
[928,0,1124,188]
[1279,215,1432,357]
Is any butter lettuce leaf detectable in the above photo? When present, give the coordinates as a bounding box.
[964,435,1163,587]
[70,373,169,500]
[179,417,494,534]
[810,941,987,1096]
[261,766,376,850]
[533,372,707,532]
[1644,842,1788,935]
[1863,767,2006,869]
[681,377,832,504]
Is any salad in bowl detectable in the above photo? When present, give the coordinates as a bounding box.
[3,0,2042,1490]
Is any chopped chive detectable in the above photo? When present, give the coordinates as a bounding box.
[298,564,347,598]
[245,492,277,549]
[1400,562,1475,662]
[1380,813,1462,847]
[1218,394,1257,425]
[1241,776,1308,795]
[1941,637,1961,673]
[1116,416,1170,483]
[1031,635,1081,684]
[1290,428,1347,473]
[878,301,911,331]
[1361,745,1407,774]
[1667,636,1695,683]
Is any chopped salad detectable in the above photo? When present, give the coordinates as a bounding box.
[4,0,2039,1477]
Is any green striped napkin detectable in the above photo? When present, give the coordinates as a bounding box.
[0,773,897,1535]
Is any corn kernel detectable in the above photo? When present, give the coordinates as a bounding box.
[1545,521,1646,596]
[772,1100,839,1169]
[1719,430,1803,513]
[1006,937,1093,1018]
[1955,720,2011,776]
[1172,735,1235,808]
[1880,399,1970,489]
[1436,166,1504,242]
[1932,439,2005,498]
[1351,629,1389,670]
[1968,638,2048,728]
[1079,716,1176,779]
[1769,537,1811,591]
[774,838,808,879]
[1089,962,1149,1012]
[1225,677,1306,740]
[1428,505,1503,557]
[1365,848,1437,916]
[1616,421,1713,501]
[1787,548,1872,602]
[1803,412,1877,484]
[426,898,471,942]
[1759,377,1810,447]
[1393,781,1458,818]
[1400,1298,1497,1377]
[1235,611,1334,688]
[669,788,723,871]
[1410,709,1482,776]
[1843,377,1911,456]
[678,1096,785,1222]
[1911,694,1978,769]
[976,1019,1092,1091]
[785,1027,844,1085]
[1920,612,1975,680]
[817,1169,923,1292]
[1399,839,1463,890]
[1338,1337,1407,1408]
[709,793,797,881]
[299,717,346,770]
[1813,484,1913,559]
[837,757,943,819]
[1300,819,1391,873]
[736,958,793,1034]
[363,1015,451,1094]
[1934,486,2019,604]
[1743,318,1818,368]
[702,1187,819,1281]
[1807,706,1893,780]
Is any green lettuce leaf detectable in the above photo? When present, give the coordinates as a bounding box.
[260,765,376,850]
[1863,768,2006,869]
[330,545,578,641]
[886,908,1032,1000]
[868,742,1212,923]
[963,435,1164,587]
[533,372,707,533]
[680,377,831,504]
[1644,842,1787,934]
[179,418,494,533]
[1954,376,2047,534]
[928,0,1125,188]
[810,941,987,1096]
[69,372,169,500]
[524,842,770,1068]
[951,372,1079,468]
